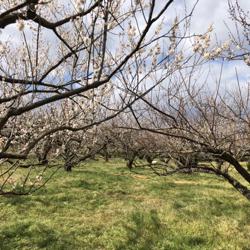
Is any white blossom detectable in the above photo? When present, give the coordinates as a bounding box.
[17,19,25,31]
[244,55,250,66]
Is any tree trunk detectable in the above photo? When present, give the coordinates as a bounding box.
[64,162,72,172]
[220,171,250,200]
[127,159,134,170]
[208,148,250,184]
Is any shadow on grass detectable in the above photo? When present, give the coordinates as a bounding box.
[2,195,32,206]
[150,181,231,193]
[0,221,76,250]
[75,169,132,183]
[116,210,167,250]
[116,210,209,250]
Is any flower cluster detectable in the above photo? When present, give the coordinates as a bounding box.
[168,17,179,55]
[17,19,25,31]
[244,55,250,66]
[127,22,137,38]
[75,0,85,11]
[192,25,232,60]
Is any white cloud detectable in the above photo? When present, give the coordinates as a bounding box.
[166,0,249,41]
[166,0,250,91]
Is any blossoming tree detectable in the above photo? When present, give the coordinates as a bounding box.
[119,0,250,199]
[1,0,198,194]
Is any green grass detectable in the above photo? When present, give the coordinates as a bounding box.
[0,158,249,250]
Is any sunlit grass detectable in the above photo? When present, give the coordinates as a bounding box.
[0,158,249,249]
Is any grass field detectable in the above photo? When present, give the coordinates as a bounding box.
[0,159,249,250]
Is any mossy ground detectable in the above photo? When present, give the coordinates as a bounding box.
[0,159,249,250]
